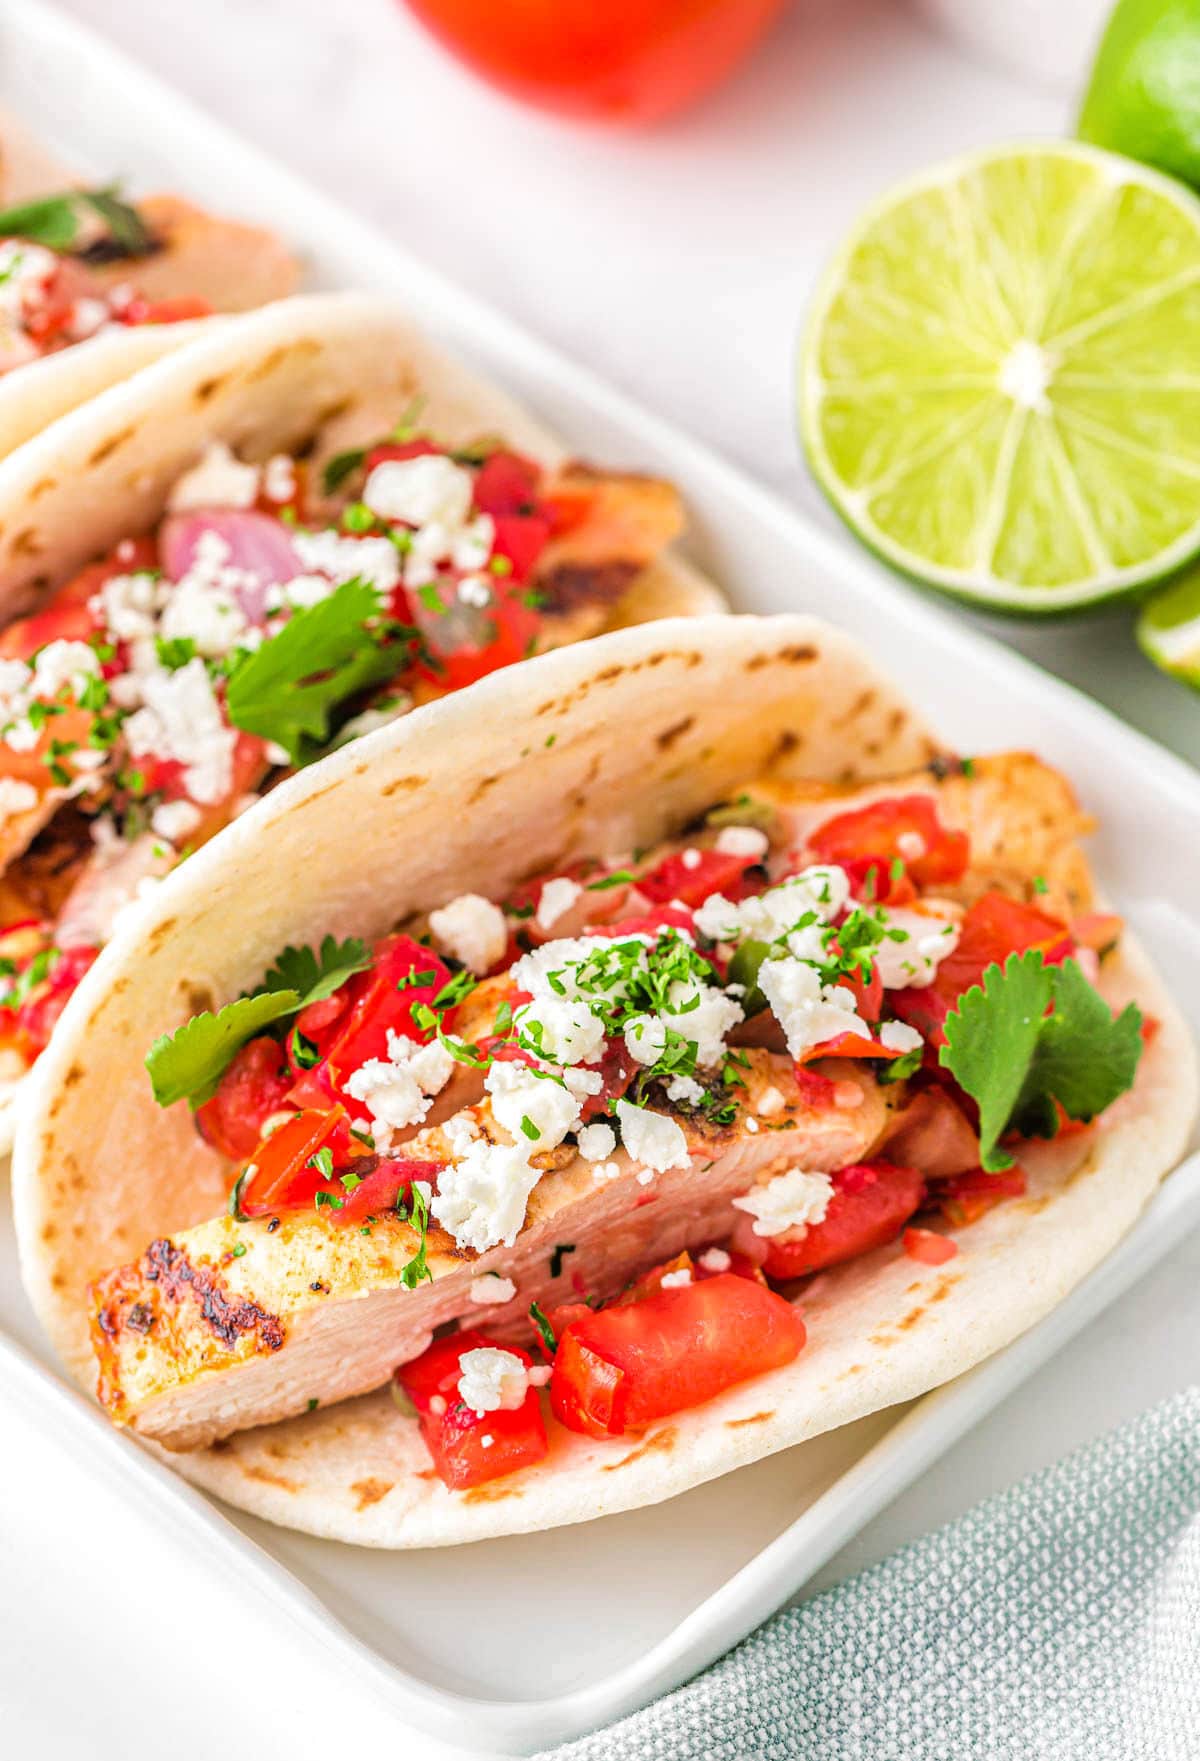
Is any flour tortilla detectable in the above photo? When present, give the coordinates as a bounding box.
[13,614,1196,1546]
[0,291,722,1147]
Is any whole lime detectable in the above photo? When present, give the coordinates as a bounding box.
[1079,0,1200,189]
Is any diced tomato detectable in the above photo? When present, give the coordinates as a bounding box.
[754,1161,926,1281]
[546,1300,594,1343]
[576,1038,636,1121]
[8,943,100,1061]
[1069,911,1123,955]
[327,1155,444,1225]
[506,862,630,941]
[807,794,969,890]
[0,541,155,660]
[903,1227,958,1265]
[550,1273,805,1439]
[795,1028,910,1065]
[396,1330,548,1491]
[934,1165,1026,1227]
[841,958,882,1023]
[471,450,543,519]
[237,1107,352,1218]
[119,295,213,325]
[587,906,697,941]
[413,576,543,694]
[196,1036,294,1161]
[636,847,761,908]
[793,1066,838,1109]
[286,935,452,1117]
[930,890,1070,1005]
[364,438,441,472]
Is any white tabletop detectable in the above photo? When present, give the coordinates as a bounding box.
[5,2,1199,1755]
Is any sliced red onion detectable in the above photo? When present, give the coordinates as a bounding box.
[159,510,302,626]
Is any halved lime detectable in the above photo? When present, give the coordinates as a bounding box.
[800,143,1200,614]
[1138,568,1200,686]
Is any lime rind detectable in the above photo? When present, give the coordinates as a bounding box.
[1137,568,1200,684]
[800,141,1200,614]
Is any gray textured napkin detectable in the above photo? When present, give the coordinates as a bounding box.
[540,1389,1200,1760]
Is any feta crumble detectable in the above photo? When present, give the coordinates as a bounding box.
[150,799,203,844]
[430,1136,542,1254]
[576,1121,617,1161]
[758,955,870,1062]
[485,1058,583,1149]
[714,825,769,860]
[344,1030,455,1150]
[615,1100,691,1174]
[879,1019,923,1054]
[456,1346,531,1416]
[429,893,508,975]
[733,1167,835,1237]
[698,1246,732,1273]
[123,658,237,805]
[535,875,582,933]
[873,905,962,989]
[660,1267,693,1288]
[0,777,38,821]
[693,865,850,949]
[467,1273,517,1306]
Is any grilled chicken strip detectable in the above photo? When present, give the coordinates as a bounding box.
[759,751,1095,923]
[90,1052,895,1451]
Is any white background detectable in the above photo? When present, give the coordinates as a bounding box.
[4,2,1200,1756]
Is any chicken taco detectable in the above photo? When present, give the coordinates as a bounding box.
[0,292,716,1145]
[0,111,297,455]
[14,614,1194,1545]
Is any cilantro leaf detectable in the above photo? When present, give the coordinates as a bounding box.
[146,935,371,1108]
[225,579,402,763]
[146,990,301,1108]
[322,447,366,495]
[257,934,371,1006]
[0,186,152,257]
[941,951,1142,1171]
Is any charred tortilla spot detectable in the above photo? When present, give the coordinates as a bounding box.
[835,687,876,729]
[603,1425,679,1471]
[783,645,818,665]
[897,1305,925,1332]
[725,1409,775,1429]
[655,715,694,752]
[595,665,625,684]
[145,916,179,954]
[185,983,214,1016]
[29,477,56,500]
[350,1477,394,1510]
[11,528,43,558]
[143,1237,285,1353]
[462,1481,523,1504]
[247,345,290,382]
[469,773,500,805]
[241,1463,301,1493]
[88,427,135,466]
[125,1302,155,1335]
[62,1063,84,1089]
[193,376,227,406]
[380,774,428,800]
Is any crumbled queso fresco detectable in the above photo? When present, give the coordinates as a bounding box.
[323,825,963,1261]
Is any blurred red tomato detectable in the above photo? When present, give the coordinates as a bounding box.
[401,0,787,123]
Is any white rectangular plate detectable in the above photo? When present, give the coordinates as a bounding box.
[0,2,1198,1751]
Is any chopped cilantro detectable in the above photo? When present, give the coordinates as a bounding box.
[230,1242,247,1259]
[941,951,1142,1170]
[321,447,366,494]
[308,1146,335,1177]
[225,578,403,763]
[529,1300,557,1355]
[0,185,152,256]
[155,635,197,671]
[520,1114,540,1141]
[398,1182,433,1289]
[227,1169,250,1222]
[586,869,635,891]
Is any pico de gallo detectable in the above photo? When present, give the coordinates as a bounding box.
[0,423,681,1081]
[91,755,1145,1489]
